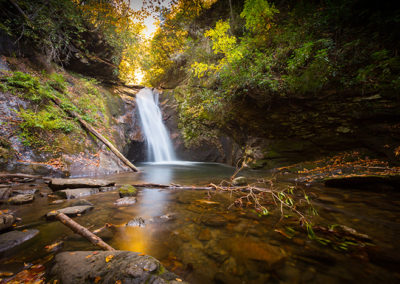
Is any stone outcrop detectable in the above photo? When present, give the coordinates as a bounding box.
[49,178,115,191]
[51,250,187,284]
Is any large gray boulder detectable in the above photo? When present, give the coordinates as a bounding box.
[0,229,39,253]
[51,251,186,284]
[49,178,115,191]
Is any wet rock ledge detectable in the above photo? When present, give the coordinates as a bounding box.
[51,250,186,284]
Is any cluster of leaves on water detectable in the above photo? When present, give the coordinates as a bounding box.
[140,0,400,146]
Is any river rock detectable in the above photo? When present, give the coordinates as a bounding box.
[0,212,16,231]
[202,215,228,227]
[232,176,248,186]
[204,240,229,263]
[8,194,34,205]
[46,205,94,220]
[70,199,94,207]
[225,237,286,270]
[0,229,39,253]
[49,178,115,191]
[118,184,138,197]
[198,228,212,241]
[126,217,145,227]
[0,187,11,200]
[51,250,186,284]
[57,188,100,199]
[114,197,137,206]
[12,188,38,195]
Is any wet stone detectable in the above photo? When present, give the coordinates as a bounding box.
[46,205,94,219]
[118,184,137,197]
[51,251,186,284]
[126,217,145,227]
[114,196,137,206]
[70,199,94,207]
[57,188,99,199]
[8,194,34,205]
[0,229,39,253]
[0,213,16,231]
[232,176,247,186]
[198,228,212,241]
[49,178,115,191]
[12,188,38,195]
[0,187,11,200]
[202,215,228,227]
[204,240,229,263]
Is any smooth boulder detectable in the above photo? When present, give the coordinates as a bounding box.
[114,197,137,206]
[49,178,115,191]
[0,212,16,231]
[0,229,39,253]
[51,250,186,284]
[46,205,93,220]
[8,194,34,205]
[118,184,137,198]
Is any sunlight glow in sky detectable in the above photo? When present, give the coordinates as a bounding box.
[129,0,171,38]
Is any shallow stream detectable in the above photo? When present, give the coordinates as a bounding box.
[1,162,400,283]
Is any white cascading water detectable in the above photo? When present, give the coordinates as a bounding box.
[136,88,176,162]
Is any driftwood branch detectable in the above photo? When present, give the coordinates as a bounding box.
[0,173,51,180]
[51,97,139,172]
[132,183,271,193]
[56,213,115,251]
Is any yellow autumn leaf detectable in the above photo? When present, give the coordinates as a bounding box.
[115,280,122,284]
[105,255,114,262]
[94,276,101,283]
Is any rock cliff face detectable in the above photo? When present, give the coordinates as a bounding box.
[0,57,141,177]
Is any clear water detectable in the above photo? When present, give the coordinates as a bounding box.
[136,89,176,162]
[1,163,400,283]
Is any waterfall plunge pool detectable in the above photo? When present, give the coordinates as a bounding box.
[1,162,400,283]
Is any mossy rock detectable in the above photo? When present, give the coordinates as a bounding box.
[119,184,138,197]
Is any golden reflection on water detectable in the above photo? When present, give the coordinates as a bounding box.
[115,227,152,254]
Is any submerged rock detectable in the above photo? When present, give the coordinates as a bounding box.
[46,205,93,220]
[57,188,100,199]
[114,196,137,206]
[51,250,186,284]
[11,188,38,196]
[118,184,138,197]
[225,237,286,270]
[0,229,39,253]
[126,217,145,228]
[232,176,248,186]
[0,187,12,200]
[70,199,94,207]
[49,178,115,191]
[8,194,34,205]
[202,215,228,227]
[0,212,16,231]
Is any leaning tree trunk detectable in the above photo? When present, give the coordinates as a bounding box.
[56,213,115,251]
[51,97,139,172]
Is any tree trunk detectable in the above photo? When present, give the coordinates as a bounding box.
[51,97,139,172]
[56,213,115,251]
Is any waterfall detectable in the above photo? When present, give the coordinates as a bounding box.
[136,88,176,162]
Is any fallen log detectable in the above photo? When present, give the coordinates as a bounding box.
[56,213,115,251]
[51,97,139,173]
[131,183,271,193]
[0,173,51,180]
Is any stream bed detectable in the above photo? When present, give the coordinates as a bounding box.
[1,162,400,283]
